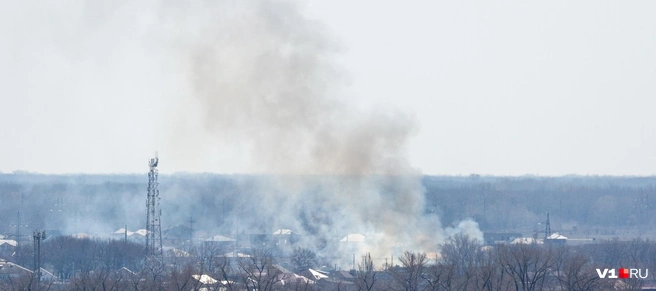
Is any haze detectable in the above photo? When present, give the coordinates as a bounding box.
[1,0,655,176]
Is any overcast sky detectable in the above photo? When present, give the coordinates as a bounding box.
[1,1,655,176]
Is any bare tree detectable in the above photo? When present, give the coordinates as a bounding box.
[355,253,378,291]
[474,247,513,291]
[140,257,166,289]
[434,233,486,290]
[422,263,456,291]
[213,255,238,291]
[1,273,39,291]
[292,247,318,273]
[497,243,555,291]
[388,251,427,291]
[239,248,282,291]
[199,241,228,275]
[553,247,605,291]
[167,263,202,291]
[69,268,122,291]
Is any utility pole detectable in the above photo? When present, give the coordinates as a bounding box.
[188,216,196,247]
[17,211,21,250]
[33,230,45,283]
[9,211,29,265]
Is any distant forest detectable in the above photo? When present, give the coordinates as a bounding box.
[1,173,654,238]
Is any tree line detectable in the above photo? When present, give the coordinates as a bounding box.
[3,235,656,290]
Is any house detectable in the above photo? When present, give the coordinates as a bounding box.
[163,224,194,246]
[545,233,567,245]
[116,267,138,279]
[235,233,269,249]
[510,237,542,244]
[272,265,313,285]
[272,229,299,246]
[112,228,147,243]
[299,268,329,282]
[331,270,355,282]
[0,240,17,254]
[204,235,236,251]
[0,260,32,280]
[71,233,91,239]
[483,232,522,245]
[221,251,251,258]
[38,268,57,281]
[192,274,218,284]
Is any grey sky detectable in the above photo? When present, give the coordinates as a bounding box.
[1,1,655,175]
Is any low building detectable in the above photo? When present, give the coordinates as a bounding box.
[0,260,32,280]
[113,228,147,242]
[510,237,542,244]
[0,239,17,254]
[204,235,236,252]
[163,224,194,247]
[272,229,299,246]
[545,233,567,245]
[483,232,522,245]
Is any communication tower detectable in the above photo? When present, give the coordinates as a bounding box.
[544,212,552,240]
[146,153,163,257]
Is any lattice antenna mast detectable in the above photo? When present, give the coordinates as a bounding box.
[544,211,551,240]
[146,152,163,257]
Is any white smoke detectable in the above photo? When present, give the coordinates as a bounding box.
[2,0,482,263]
[154,0,482,261]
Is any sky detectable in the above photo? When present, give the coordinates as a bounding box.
[1,0,655,176]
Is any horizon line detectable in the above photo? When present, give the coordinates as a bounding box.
[3,171,656,178]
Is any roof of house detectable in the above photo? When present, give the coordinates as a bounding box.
[117,267,137,277]
[0,261,33,276]
[39,268,57,281]
[510,237,542,244]
[547,233,568,240]
[279,273,313,285]
[221,252,251,258]
[273,229,293,235]
[307,268,329,280]
[333,270,355,280]
[0,239,18,247]
[192,274,218,285]
[114,228,135,236]
[133,229,148,237]
[340,234,365,242]
[206,235,235,242]
[71,233,91,239]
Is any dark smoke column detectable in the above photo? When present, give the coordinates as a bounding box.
[145,153,163,257]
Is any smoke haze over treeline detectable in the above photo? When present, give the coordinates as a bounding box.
[3,174,656,263]
[4,0,656,268]
[0,0,479,258]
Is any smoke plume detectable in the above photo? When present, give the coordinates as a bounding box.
[2,0,481,263]
[156,0,481,261]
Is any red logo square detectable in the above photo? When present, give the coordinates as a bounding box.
[619,268,629,279]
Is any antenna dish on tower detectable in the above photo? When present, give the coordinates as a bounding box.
[149,151,159,168]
